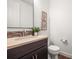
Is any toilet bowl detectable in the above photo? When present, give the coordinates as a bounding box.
[48,45,60,59]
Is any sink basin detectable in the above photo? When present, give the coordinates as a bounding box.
[14,35,38,40]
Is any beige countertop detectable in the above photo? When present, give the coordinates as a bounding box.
[7,35,48,49]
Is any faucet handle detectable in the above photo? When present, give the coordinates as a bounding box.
[22,31,25,36]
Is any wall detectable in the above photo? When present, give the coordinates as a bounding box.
[49,0,72,57]
[34,0,49,35]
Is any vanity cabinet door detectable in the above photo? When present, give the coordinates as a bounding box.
[35,46,48,59]
[20,46,47,59]
[19,54,33,59]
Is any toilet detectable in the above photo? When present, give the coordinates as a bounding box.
[48,45,60,59]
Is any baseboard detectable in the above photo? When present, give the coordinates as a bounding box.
[59,51,72,58]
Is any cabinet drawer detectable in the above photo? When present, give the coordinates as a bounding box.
[7,39,47,59]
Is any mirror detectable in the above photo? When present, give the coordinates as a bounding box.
[7,0,34,28]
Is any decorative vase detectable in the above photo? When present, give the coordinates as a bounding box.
[34,32,38,36]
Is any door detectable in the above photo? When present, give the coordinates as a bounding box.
[19,53,34,59]
[35,46,48,59]
[20,46,47,59]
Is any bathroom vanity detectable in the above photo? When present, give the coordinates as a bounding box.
[7,35,48,59]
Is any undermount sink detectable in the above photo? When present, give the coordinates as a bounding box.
[15,35,35,40]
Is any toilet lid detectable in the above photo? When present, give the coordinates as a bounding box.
[48,45,60,51]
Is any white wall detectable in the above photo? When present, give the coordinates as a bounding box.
[34,0,49,35]
[49,0,72,57]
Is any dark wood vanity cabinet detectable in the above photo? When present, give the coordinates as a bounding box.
[7,38,48,59]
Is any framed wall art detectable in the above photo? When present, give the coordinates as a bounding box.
[41,11,47,30]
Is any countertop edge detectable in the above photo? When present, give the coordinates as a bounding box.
[7,36,48,50]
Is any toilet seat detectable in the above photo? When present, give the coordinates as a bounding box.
[48,45,60,51]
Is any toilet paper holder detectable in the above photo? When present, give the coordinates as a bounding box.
[61,39,67,43]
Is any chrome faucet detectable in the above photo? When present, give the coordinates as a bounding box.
[22,29,26,36]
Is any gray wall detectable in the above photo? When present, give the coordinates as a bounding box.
[49,0,72,57]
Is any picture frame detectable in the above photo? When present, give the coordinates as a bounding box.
[41,11,47,30]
